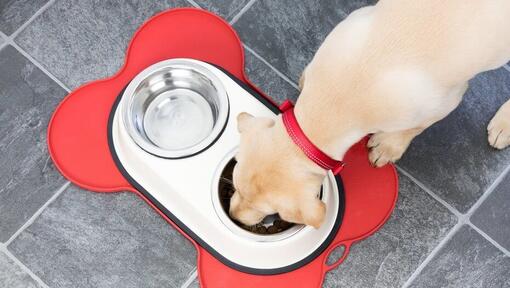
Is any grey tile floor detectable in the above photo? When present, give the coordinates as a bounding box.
[0,0,509,287]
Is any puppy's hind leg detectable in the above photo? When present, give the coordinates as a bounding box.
[368,128,424,167]
[488,99,510,149]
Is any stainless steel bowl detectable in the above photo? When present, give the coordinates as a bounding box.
[121,59,229,158]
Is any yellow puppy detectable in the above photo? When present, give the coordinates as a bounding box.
[230,0,510,228]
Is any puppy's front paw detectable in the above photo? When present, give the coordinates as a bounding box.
[488,112,510,150]
[367,132,410,167]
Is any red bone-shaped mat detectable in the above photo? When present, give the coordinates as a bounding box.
[47,8,398,288]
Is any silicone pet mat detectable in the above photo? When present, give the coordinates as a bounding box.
[47,8,398,288]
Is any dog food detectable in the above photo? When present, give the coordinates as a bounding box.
[218,159,295,235]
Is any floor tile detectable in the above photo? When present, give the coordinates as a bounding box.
[0,0,48,35]
[8,185,196,288]
[400,68,510,213]
[0,251,42,288]
[244,48,299,104]
[234,0,376,82]
[471,172,510,251]
[15,0,190,89]
[0,45,67,243]
[409,225,510,288]
[323,173,457,288]
[194,0,251,21]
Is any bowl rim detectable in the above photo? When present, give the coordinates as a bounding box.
[121,58,230,158]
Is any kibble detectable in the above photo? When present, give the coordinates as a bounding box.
[267,225,279,234]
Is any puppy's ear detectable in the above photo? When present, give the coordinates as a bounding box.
[298,198,326,229]
[279,198,326,229]
[237,112,254,133]
[237,113,275,133]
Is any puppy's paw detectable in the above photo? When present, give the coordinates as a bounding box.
[367,132,410,167]
[488,112,510,150]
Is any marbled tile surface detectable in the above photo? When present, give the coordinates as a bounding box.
[14,0,190,89]
[8,185,196,288]
[188,277,200,288]
[323,173,457,288]
[244,48,299,104]
[0,251,42,288]
[400,68,510,213]
[409,226,510,288]
[3,0,510,287]
[234,0,376,82]
[0,0,48,35]
[471,172,510,251]
[0,45,67,242]
[194,0,251,21]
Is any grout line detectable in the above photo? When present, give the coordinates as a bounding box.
[10,0,55,39]
[243,44,300,91]
[401,222,463,288]
[0,32,8,50]
[1,246,50,288]
[180,267,198,288]
[398,160,510,286]
[229,0,258,25]
[185,0,201,8]
[466,163,510,217]
[182,0,298,95]
[4,181,70,247]
[468,220,510,257]
[1,4,65,286]
[396,165,462,217]
[11,41,71,92]
[185,0,256,25]
[398,163,510,258]
[11,41,70,92]
[0,29,70,94]
[2,1,506,285]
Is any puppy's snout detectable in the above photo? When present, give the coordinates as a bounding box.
[228,191,248,223]
[229,191,241,217]
[228,205,238,220]
[229,192,265,226]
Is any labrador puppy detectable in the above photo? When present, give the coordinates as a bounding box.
[230,0,510,228]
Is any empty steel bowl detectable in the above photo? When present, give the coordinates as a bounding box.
[121,59,229,158]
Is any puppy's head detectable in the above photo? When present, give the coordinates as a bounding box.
[229,112,326,229]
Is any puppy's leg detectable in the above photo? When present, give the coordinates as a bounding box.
[488,100,510,149]
[367,82,468,167]
[368,128,424,167]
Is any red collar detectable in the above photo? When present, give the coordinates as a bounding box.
[279,100,345,175]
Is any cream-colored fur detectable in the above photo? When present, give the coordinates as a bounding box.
[230,0,510,228]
